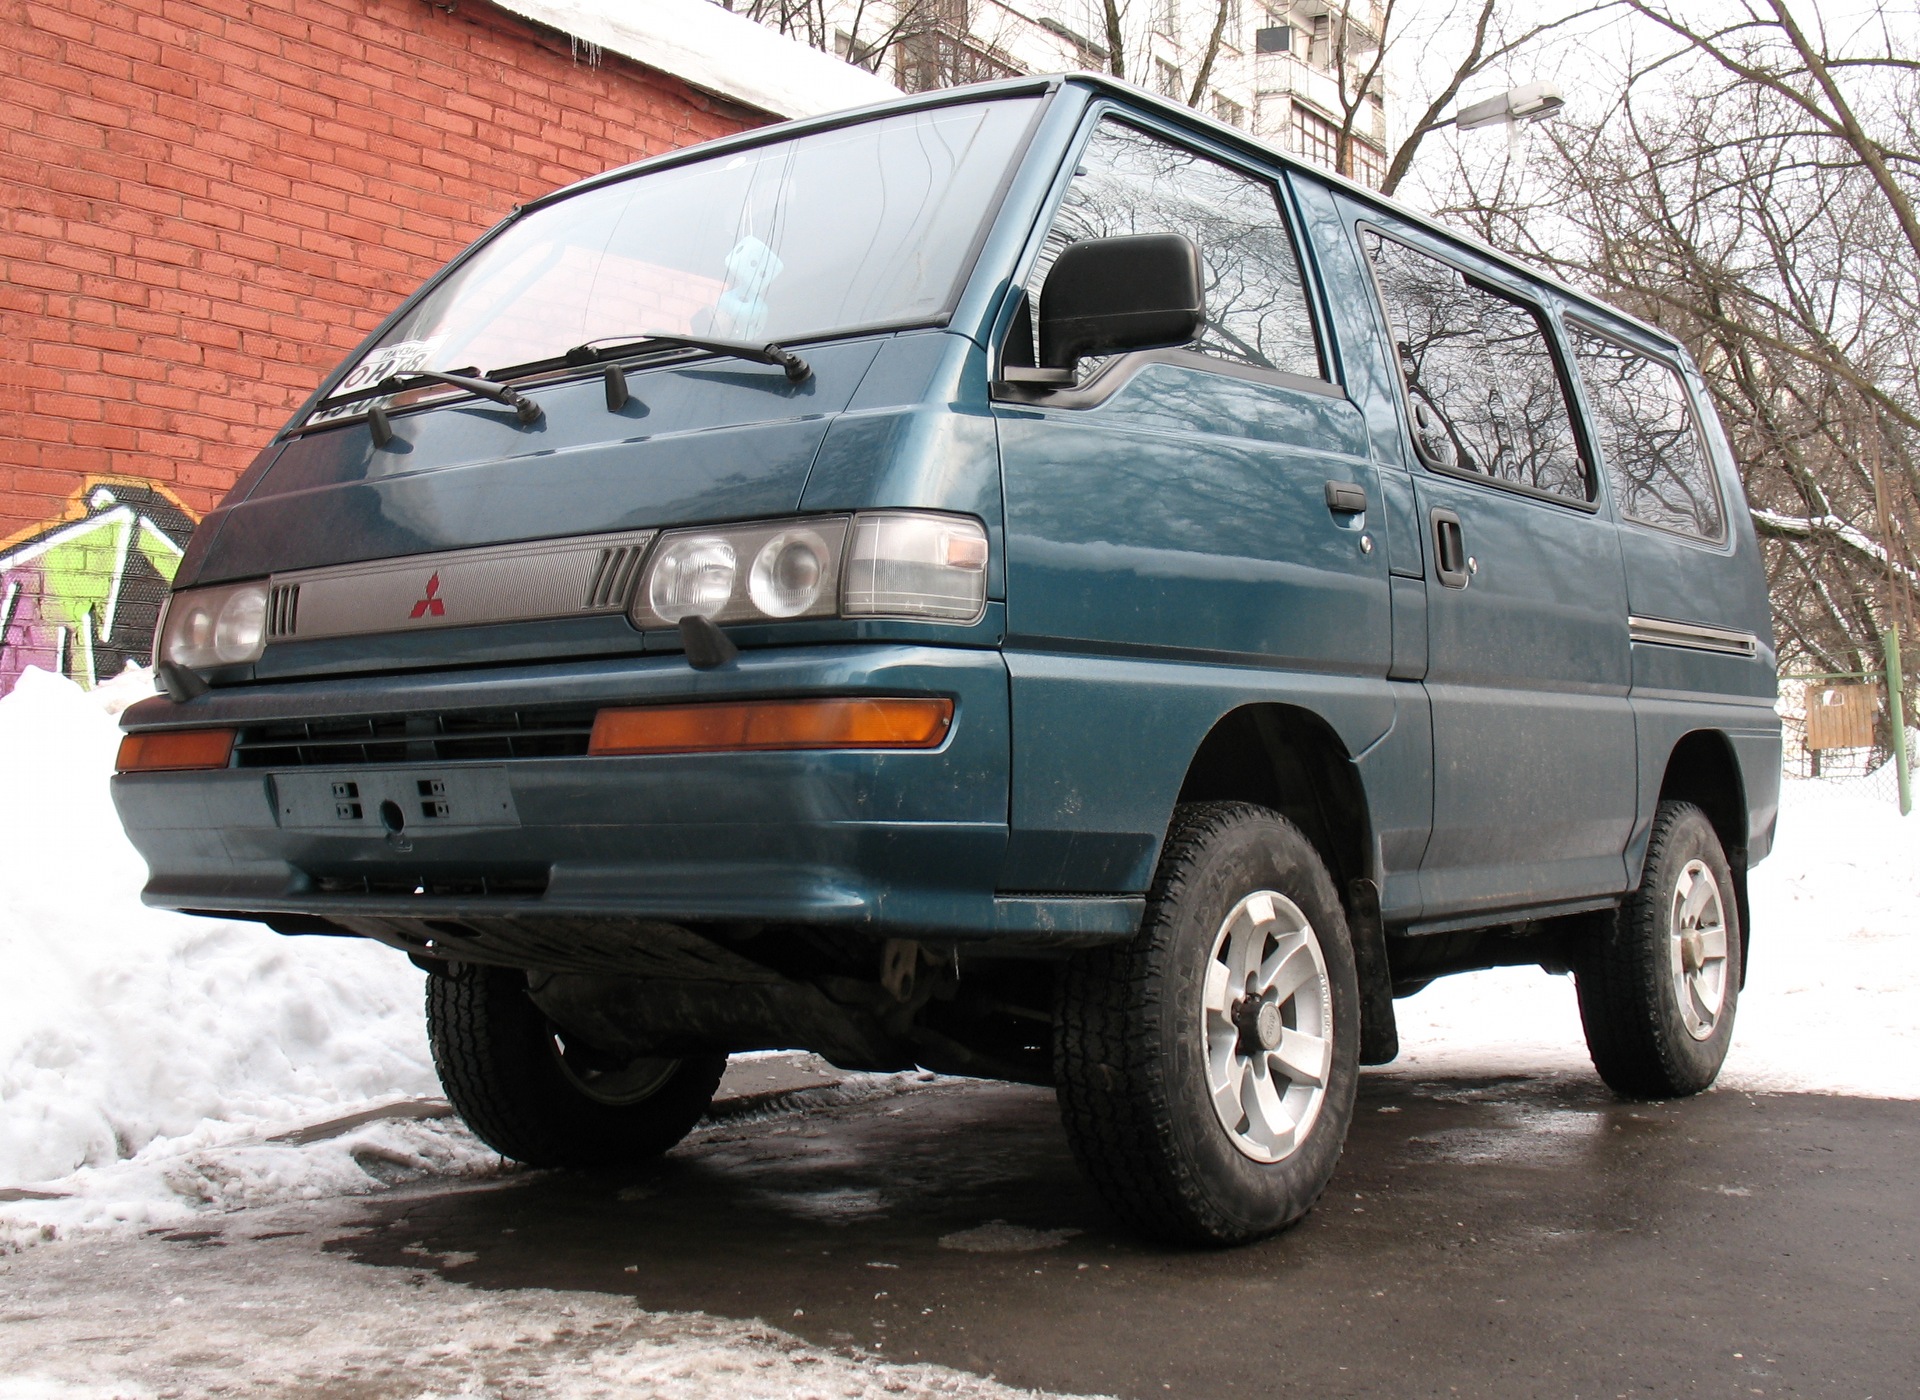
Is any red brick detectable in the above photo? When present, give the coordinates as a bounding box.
[4,0,766,527]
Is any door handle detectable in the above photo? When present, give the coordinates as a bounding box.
[1431,508,1470,588]
[1324,480,1369,515]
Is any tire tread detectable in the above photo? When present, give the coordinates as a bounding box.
[426,965,724,1168]
[1055,801,1354,1244]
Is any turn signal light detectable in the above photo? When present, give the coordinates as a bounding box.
[116,728,237,773]
[588,697,953,756]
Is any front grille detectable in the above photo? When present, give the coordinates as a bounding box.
[584,543,646,610]
[235,707,597,768]
[267,583,300,639]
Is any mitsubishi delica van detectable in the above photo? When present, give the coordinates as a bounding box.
[112,76,1781,1246]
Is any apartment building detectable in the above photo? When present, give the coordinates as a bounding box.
[719,0,1393,186]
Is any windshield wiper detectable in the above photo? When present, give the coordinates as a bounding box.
[566,334,812,384]
[383,369,544,424]
[321,367,544,424]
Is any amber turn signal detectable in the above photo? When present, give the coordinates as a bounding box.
[589,697,953,756]
[115,727,237,773]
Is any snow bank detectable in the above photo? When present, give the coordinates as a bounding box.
[1388,774,1920,1098]
[0,667,482,1238]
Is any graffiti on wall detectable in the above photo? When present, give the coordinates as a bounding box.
[0,481,199,697]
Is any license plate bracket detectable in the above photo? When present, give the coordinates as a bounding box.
[272,767,519,831]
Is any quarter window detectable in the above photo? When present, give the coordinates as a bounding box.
[1362,230,1589,502]
[1026,119,1322,381]
[1569,327,1726,542]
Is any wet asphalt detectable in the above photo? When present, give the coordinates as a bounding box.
[334,1064,1919,1400]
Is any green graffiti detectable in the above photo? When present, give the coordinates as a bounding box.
[0,483,198,694]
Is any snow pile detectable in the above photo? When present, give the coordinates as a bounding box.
[0,667,493,1246]
[1389,774,1920,1098]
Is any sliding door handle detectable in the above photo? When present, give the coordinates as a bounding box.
[1431,508,1470,588]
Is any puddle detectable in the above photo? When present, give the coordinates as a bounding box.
[1407,1109,1606,1165]
[751,1187,890,1224]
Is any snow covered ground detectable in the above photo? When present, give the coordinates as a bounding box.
[2,1191,1075,1400]
[1,664,1915,1255]
[1387,773,1920,1099]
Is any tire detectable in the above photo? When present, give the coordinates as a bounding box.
[1054,802,1361,1246]
[1576,800,1742,1099]
[425,963,727,1168]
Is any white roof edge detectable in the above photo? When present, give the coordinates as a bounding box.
[486,0,902,119]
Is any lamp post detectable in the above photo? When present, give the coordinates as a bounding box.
[1432,80,1565,149]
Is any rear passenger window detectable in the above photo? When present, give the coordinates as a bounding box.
[1362,229,1590,503]
[1569,326,1726,542]
[1027,119,1323,381]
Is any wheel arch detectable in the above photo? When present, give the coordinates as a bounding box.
[1653,728,1752,983]
[1175,703,1375,889]
[1174,703,1396,1063]
[1658,729,1748,866]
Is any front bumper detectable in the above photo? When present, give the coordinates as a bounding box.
[112,644,1140,945]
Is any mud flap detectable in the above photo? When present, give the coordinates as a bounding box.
[1347,877,1400,1065]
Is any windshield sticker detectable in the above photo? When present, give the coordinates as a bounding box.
[710,237,784,341]
[322,336,449,404]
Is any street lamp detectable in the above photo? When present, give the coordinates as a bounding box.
[1437,80,1565,132]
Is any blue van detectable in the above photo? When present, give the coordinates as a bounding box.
[112,76,1780,1245]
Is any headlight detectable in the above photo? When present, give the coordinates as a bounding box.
[156,580,270,670]
[630,512,989,630]
[748,527,832,617]
[633,518,849,628]
[647,536,738,622]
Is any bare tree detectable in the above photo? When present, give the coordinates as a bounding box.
[1186,0,1236,108]
[1376,0,1617,195]
[1101,0,1129,82]
[1430,2,1920,675]
[717,0,1021,89]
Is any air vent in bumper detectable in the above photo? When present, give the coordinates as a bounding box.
[234,707,597,768]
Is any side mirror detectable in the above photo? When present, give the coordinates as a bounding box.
[1037,233,1205,372]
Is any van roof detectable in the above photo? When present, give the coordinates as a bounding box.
[526,72,1683,358]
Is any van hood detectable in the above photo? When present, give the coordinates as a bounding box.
[179,339,884,587]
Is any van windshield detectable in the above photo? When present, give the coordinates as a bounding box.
[320,98,1038,409]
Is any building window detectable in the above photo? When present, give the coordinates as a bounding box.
[1155,57,1184,99]
[1255,24,1292,53]
[1213,93,1246,129]
[1350,138,1385,187]
[1156,0,1182,35]
[1290,102,1339,169]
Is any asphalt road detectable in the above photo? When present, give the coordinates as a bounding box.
[320,1064,1918,1400]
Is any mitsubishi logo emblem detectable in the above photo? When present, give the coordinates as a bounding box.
[410,571,446,619]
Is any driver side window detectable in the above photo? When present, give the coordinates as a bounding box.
[1018,119,1323,381]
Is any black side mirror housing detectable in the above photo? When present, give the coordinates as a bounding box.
[1037,233,1206,371]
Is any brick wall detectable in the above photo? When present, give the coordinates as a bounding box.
[0,0,771,690]
[0,0,768,544]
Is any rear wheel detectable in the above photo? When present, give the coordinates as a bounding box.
[1054,802,1360,1246]
[1576,800,1741,1098]
[426,963,726,1167]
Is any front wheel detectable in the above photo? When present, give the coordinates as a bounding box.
[1576,800,1742,1098]
[426,963,727,1168]
[1054,802,1361,1246]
